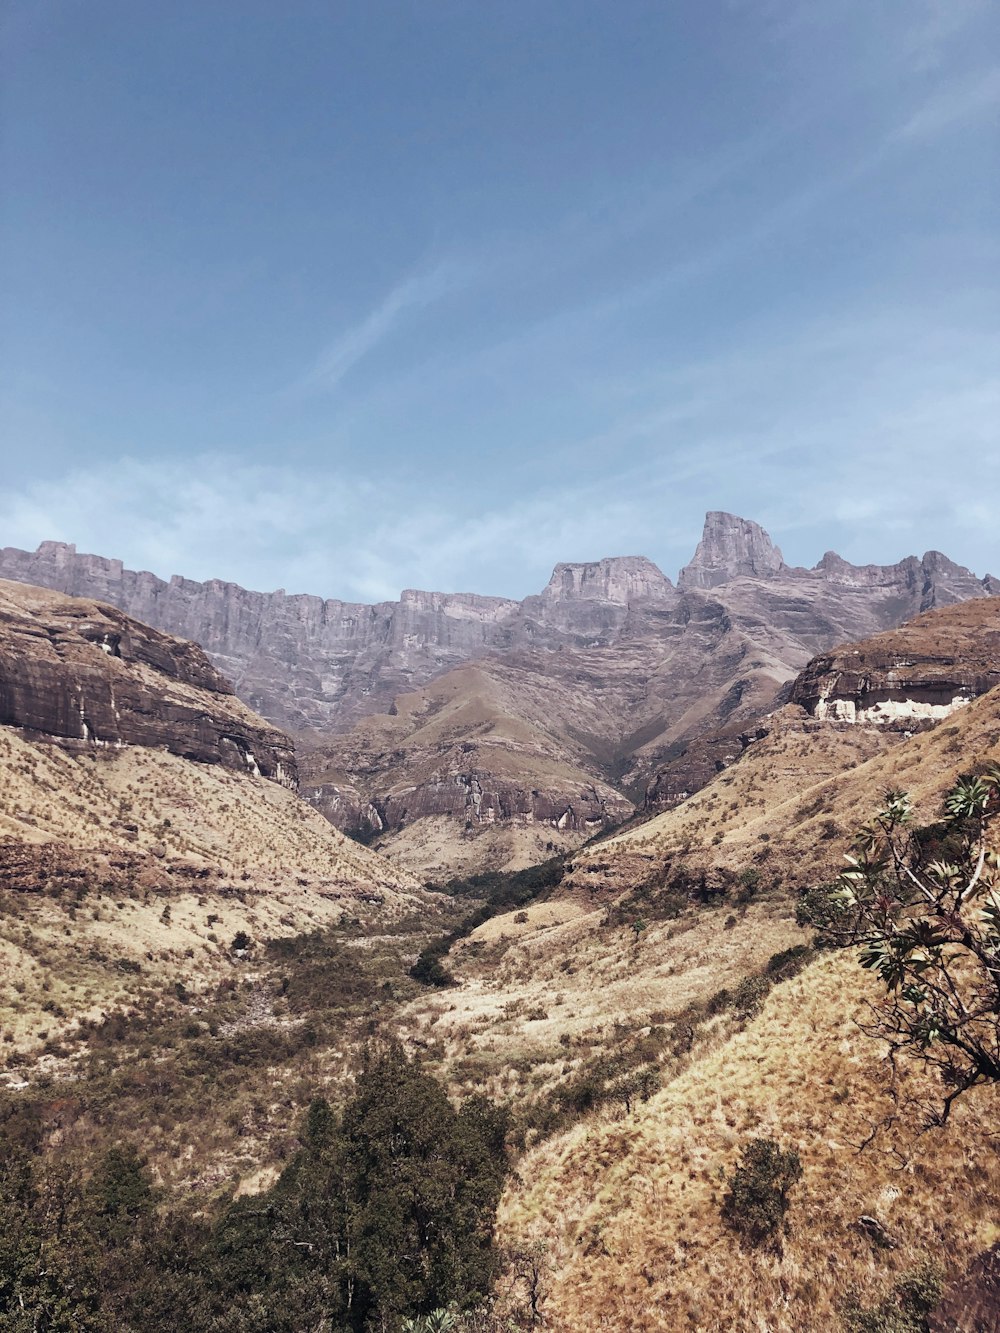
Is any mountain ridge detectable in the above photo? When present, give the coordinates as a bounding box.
[3,514,994,738]
[3,515,997,877]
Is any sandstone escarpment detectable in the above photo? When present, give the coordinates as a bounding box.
[789,598,1000,727]
[0,579,297,784]
[677,511,785,589]
[1,523,994,745]
[3,517,996,873]
[0,541,525,733]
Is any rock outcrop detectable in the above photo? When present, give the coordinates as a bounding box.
[0,579,297,784]
[789,598,1000,727]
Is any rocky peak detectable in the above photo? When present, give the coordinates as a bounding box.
[540,556,673,605]
[677,513,784,590]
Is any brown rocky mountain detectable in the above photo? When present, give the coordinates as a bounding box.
[568,595,1000,901]
[789,597,1000,725]
[400,597,1000,1331]
[0,578,296,785]
[0,578,426,1058]
[1,517,996,875]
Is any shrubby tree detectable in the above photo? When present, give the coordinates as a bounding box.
[722,1137,802,1248]
[830,769,1000,1120]
[210,1042,509,1332]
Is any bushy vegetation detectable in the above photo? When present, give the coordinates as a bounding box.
[721,1137,802,1248]
[823,771,1000,1120]
[841,1264,944,1333]
[0,1045,508,1332]
[411,857,565,988]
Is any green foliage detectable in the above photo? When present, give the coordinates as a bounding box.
[266,930,385,1011]
[764,944,815,980]
[830,768,1000,1120]
[436,856,565,908]
[736,867,761,903]
[841,1262,944,1332]
[722,1137,802,1248]
[795,881,844,944]
[402,1311,460,1332]
[0,1045,508,1332]
[412,856,566,988]
[91,1145,154,1245]
[206,1043,509,1331]
[731,974,771,1017]
[410,944,458,988]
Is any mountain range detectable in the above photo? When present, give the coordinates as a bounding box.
[2,530,999,1329]
[3,513,996,877]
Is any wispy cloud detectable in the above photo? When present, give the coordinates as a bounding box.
[903,0,993,71]
[295,261,467,395]
[896,64,1000,140]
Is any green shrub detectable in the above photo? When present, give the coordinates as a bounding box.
[722,1137,802,1247]
[841,1262,944,1332]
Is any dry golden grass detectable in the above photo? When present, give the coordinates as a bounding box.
[498,949,1000,1332]
[379,814,579,880]
[566,687,1000,899]
[0,724,427,1056]
[0,726,419,885]
[397,895,807,1109]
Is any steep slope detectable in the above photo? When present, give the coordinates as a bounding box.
[790,596,1000,724]
[2,524,992,743]
[497,948,999,1331]
[0,578,296,782]
[569,598,1000,900]
[303,524,997,871]
[0,581,425,1059]
[389,599,1000,1329]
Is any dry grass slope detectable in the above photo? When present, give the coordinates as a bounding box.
[566,685,1000,897]
[0,725,424,1055]
[499,950,1000,1331]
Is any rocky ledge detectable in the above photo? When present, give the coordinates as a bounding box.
[0,579,297,784]
[789,599,1000,728]
[305,768,631,840]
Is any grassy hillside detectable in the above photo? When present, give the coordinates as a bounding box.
[3,605,1000,1329]
[565,686,1000,899]
[497,948,999,1330]
[0,724,427,1059]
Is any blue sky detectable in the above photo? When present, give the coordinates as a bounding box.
[2,0,998,600]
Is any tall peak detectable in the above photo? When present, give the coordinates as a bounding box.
[541,555,673,604]
[677,512,784,590]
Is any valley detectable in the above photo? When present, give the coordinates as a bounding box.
[1,542,999,1330]
[3,513,996,880]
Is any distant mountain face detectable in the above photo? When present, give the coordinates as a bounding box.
[2,516,996,875]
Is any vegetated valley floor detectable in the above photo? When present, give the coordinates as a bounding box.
[2,686,1000,1328]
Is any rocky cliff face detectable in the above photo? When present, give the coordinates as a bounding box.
[0,541,524,734]
[678,512,785,589]
[639,515,998,812]
[789,598,1000,727]
[2,517,996,873]
[0,579,297,784]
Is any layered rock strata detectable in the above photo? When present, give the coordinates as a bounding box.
[0,579,297,784]
[790,599,1000,728]
[2,517,996,863]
